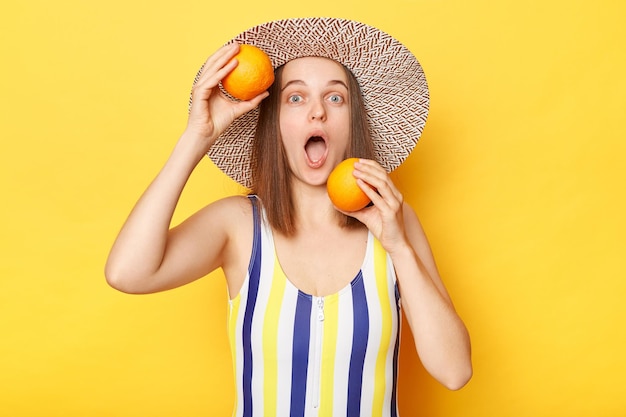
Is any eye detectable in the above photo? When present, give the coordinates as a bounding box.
[328,94,344,104]
[288,94,303,103]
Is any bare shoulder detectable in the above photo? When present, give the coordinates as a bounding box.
[168,194,254,276]
[199,194,253,220]
[197,195,255,296]
[184,195,254,249]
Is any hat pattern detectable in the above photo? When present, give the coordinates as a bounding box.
[192,18,429,188]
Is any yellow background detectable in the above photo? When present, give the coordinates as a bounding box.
[1,0,625,415]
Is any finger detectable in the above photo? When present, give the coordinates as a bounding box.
[196,43,240,81]
[194,58,238,92]
[190,62,241,112]
[354,159,388,187]
[191,44,241,101]
[191,59,237,103]
[231,91,270,118]
[354,161,402,204]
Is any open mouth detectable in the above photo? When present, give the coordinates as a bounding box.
[304,135,328,167]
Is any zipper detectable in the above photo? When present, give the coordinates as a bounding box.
[312,296,324,409]
[317,296,325,321]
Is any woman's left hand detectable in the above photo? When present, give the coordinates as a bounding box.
[341,159,409,255]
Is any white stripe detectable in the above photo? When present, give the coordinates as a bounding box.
[332,288,353,416]
[304,295,318,417]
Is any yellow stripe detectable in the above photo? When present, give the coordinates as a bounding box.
[372,238,393,417]
[228,294,241,416]
[319,292,339,416]
[262,255,286,416]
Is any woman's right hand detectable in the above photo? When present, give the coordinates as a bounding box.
[186,43,269,153]
[105,44,269,295]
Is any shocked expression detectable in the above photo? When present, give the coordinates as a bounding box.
[279,57,351,186]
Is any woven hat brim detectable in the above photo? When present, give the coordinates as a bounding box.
[191,17,429,188]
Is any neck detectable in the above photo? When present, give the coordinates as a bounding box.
[290,182,343,231]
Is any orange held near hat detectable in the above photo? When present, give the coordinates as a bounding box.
[221,44,274,101]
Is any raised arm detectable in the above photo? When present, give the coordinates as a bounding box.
[104,43,267,294]
[349,159,473,390]
[391,205,472,389]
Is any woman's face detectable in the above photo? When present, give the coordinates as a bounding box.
[279,57,351,187]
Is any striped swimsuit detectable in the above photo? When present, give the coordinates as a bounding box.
[228,197,401,417]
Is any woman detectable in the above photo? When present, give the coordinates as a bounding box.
[105,17,471,416]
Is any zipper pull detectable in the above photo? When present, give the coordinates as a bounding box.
[317,297,325,321]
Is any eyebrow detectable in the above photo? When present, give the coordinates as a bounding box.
[281,79,349,92]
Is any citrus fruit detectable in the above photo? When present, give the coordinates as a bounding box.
[327,158,371,212]
[221,44,275,101]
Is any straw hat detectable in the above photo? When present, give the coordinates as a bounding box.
[191,17,429,188]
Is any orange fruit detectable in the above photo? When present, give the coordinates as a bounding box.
[327,158,371,212]
[221,44,275,101]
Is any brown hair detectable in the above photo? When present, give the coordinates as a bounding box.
[250,62,376,236]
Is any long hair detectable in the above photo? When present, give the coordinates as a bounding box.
[250,62,376,236]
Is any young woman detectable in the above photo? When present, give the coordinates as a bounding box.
[105,18,471,417]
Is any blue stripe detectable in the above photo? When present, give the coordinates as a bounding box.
[242,196,262,417]
[347,272,369,415]
[290,293,312,417]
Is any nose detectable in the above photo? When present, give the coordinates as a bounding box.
[309,99,326,121]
